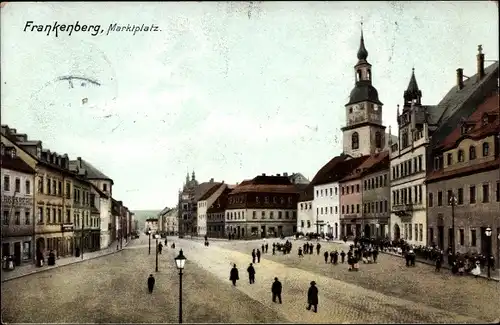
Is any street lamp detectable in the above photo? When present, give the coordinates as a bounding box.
[147,230,152,255]
[485,226,492,279]
[174,249,187,324]
[154,234,160,272]
[449,193,458,256]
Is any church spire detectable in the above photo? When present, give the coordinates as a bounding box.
[357,22,368,61]
[185,172,189,184]
[404,68,422,106]
[191,170,196,181]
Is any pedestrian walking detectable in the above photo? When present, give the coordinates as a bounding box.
[324,251,329,263]
[272,246,276,255]
[271,277,282,304]
[329,251,334,263]
[247,263,256,284]
[265,243,269,253]
[306,281,318,313]
[252,249,256,264]
[340,250,346,264]
[261,244,265,253]
[147,274,155,293]
[316,243,321,255]
[256,249,261,263]
[435,256,442,272]
[309,243,314,254]
[333,250,339,265]
[230,264,239,286]
[298,247,303,257]
[471,260,481,278]
[158,243,163,254]
[372,248,378,263]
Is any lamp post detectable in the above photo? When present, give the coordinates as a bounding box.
[154,234,160,272]
[174,249,187,324]
[147,230,151,255]
[449,193,457,256]
[485,227,492,279]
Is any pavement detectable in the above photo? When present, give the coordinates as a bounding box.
[2,234,499,323]
[1,239,131,283]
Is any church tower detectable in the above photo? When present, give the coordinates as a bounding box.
[342,25,386,157]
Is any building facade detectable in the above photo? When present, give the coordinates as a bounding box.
[178,171,199,236]
[144,218,159,233]
[389,69,431,246]
[207,187,232,238]
[1,144,36,265]
[297,186,314,234]
[313,181,341,238]
[427,91,499,262]
[361,152,390,238]
[71,176,94,252]
[70,157,113,249]
[196,182,225,236]
[225,174,298,238]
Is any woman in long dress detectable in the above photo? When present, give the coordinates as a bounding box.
[471,260,481,278]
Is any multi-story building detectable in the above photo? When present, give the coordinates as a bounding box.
[70,157,113,249]
[427,91,499,261]
[360,152,390,238]
[160,207,179,235]
[207,187,232,238]
[1,144,36,265]
[196,181,225,236]
[287,172,310,185]
[71,174,94,252]
[89,183,108,250]
[296,186,314,234]
[225,174,299,238]
[1,126,77,259]
[339,151,390,238]
[389,69,433,246]
[144,217,159,233]
[178,171,199,236]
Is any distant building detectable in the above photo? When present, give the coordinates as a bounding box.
[158,207,179,235]
[207,187,233,238]
[225,174,299,238]
[1,144,36,265]
[144,218,159,233]
[287,172,310,185]
[197,182,226,236]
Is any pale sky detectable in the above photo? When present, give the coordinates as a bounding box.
[1,1,498,210]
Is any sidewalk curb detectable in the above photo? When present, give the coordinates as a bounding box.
[1,241,131,283]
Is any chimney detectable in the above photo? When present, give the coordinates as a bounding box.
[261,173,266,176]
[283,172,288,177]
[477,45,485,81]
[456,68,464,90]
[276,174,281,176]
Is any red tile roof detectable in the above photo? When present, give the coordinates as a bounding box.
[230,175,298,194]
[313,155,369,186]
[298,184,314,202]
[340,151,389,182]
[427,157,500,183]
[439,93,500,151]
[310,155,348,185]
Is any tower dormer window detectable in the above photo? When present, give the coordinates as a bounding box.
[10,148,16,158]
[482,114,489,126]
[352,132,359,150]
[367,69,371,81]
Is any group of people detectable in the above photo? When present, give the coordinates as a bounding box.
[229,262,320,313]
[272,241,292,255]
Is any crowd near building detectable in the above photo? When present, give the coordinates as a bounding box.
[168,32,499,267]
[0,126,135,266]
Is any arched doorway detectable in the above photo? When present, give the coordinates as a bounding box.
[364,224,371,238]
[36,237,45,253]
[393,224,401,240]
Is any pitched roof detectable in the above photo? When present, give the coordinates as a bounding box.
[1,149,36,174]
[230,175,298,194]
[298,184,314,202]
[309,155,348,185]
[71,158,113,183]
[341,151,389,182]
[207,187,232,213]
[429,61,499,148]
[439,92,499,151]
[199,182,224,201]
[312,155,369,186]
[158,206,172,216]
[194,181,222,201]
[90,183,109,199]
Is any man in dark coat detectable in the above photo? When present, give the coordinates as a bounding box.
[252,249,256,264]
[261,244,265,253]
[372,248,379,263]
[306,281,318,313]
[298,247,303,257]
[340,250,346,264]
[272,245,276,255]
[230,264,239,286]
[158,243,163,254]
[316,243,321,255]
[247,263,256,284]
[256,249,261,263]
[147,274,155,293]
[271,277,282,304]
[323,251,329,263]
[329,251,334,263]
[265,243,269,253]
[309,243,314,254]
[333,250,339,265]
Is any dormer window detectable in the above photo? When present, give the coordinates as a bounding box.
[483,142,490,157]
[458,150,465,163]
[461,125,468,135]
[10,148,16,158]
[36,147,42,158]
[482,114,489,126]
